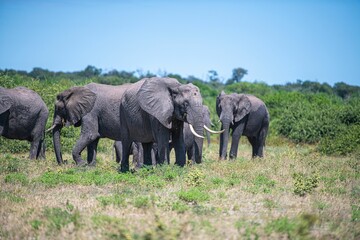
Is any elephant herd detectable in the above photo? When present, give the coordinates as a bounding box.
[0,77,270,172]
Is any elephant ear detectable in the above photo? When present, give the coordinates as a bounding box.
[137,77,180,129]
[62,86,97,125]
[0,92,13,115]
[234,94,251,122]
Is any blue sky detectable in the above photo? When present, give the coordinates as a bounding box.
[1,0,360,86]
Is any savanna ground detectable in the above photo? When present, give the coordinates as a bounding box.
[1,136,359,240]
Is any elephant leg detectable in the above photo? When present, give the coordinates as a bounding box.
[87,138,99,166]
[114,141,123,163]
[72,133,99,166]
[142,142,153,166]
[119,140,132,173]
[172,128,185,167]
[255,124,268,158]
[37,138,46,160]
[247,136,258,157]
[29,139,41,160]
[186,145,194,162]
[133,142,144,168]
[229,124,245,160]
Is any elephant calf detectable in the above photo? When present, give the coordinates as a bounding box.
[0,86,49,159]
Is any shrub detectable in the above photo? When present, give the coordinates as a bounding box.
[318,124,360,155]
[178,187,210,203]
[185,168,205,187]
[293,172,320,196]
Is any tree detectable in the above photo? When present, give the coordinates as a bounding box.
[207,70,219,82]
[80,65,102,78]
[227,67,248,85]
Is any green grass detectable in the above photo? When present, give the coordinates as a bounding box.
[0,143,359,239]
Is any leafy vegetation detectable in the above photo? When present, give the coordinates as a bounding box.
[1,66,359,156]
[0,67,359,238]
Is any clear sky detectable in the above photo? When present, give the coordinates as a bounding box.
[1,0,360,86]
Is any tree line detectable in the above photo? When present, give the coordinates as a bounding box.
[1,65,359,156]
[1,65,359,99]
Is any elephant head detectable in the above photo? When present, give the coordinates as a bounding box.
[216,91,251,159]
[49,87,97,164]
[137,77,209,163]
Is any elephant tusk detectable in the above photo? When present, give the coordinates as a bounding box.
[46,124,56,133]
[204,125,224,134]
[189,124,204,139]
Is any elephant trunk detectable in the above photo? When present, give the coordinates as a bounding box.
[219,120,231,160]
[188,107,205,163]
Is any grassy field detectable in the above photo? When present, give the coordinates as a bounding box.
[0,137,359,240]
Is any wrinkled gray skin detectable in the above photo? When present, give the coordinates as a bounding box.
[119,77,204,172]
[52,83,130,165]
[182,105,212,162]
[217,91,269,159]
[0,87,49,159]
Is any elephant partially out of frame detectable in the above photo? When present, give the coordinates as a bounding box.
[49,83,130,165]
[0,86,49,159]
[216,91,269,159]
[119,77,220,172]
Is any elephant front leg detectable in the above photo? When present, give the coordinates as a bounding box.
[119,140,132,173]
[72,134,99,166]
[87,138,99,166]
[172,129,185,167]
[229,124,245,160]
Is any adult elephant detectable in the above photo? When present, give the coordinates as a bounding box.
[0,86,49,159]
[216,91,269,159]
[182,105,222,162]
[48,83,130,165]
[119,77,214,172]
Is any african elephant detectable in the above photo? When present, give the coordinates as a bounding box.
[48,83,130,165]
[119,77,217,172]
[0,86,49,159]
[216,91,269,159]
[182,105,221,162]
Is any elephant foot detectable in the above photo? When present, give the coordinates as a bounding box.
[118,166,129,173]
[87,161,97,167]
[76,160,87,167]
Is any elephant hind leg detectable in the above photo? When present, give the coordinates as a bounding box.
[247,136,259,158]
[256,125,268,158]
[29,139,40,160]
[37,138,46,159]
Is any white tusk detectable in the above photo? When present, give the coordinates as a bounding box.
[46,124,56,133]
[189,124,204,139]
[204,125,225,134]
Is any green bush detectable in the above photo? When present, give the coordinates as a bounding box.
[178,187,210,203]
[319,124,360,155]
[293,172,320,196]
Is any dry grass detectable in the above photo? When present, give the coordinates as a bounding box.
[0,138,359,239]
